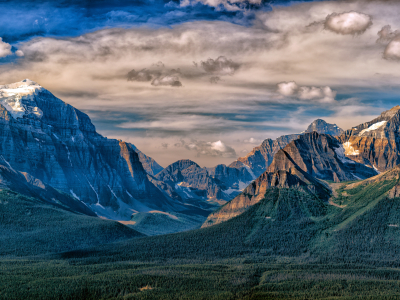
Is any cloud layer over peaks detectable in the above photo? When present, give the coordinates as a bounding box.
[324,11,372,35]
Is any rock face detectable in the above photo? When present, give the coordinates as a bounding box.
[0,79,174,220]
[236,120,344,178]
[131,144,163,176]
[304,119,343,136]
[337,106,400,172]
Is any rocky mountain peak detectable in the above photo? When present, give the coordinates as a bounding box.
[304,119,343,136]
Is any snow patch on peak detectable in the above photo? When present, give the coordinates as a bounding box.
[0,79,44,119]
[359,121,387,136]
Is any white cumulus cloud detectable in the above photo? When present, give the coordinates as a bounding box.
[324,11,372,35]
[0,38,12,58]
[277,81,298,96]
[277,82,336,103]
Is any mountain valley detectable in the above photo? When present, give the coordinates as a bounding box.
[3,80,400,299]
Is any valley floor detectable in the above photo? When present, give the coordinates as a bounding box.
[2,255,400,299]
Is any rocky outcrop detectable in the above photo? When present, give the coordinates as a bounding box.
[0,79,174,220]
[235,120,344,178]
[337,106,400,172]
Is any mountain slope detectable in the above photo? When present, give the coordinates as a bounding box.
[62,162,400,264]
[203,132,377,228]
[203,165,330,227]
[0,79,176,220]
[338,105,400,172]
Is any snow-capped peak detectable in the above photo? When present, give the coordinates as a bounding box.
[0,79,44,119]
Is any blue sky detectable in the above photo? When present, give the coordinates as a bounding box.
[1,0,400,167]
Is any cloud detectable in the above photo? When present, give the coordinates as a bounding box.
[384,36,400,60]
[209,76,220,84]
[277,81,298,96]
[184,139,237,158]
[324,12,373,35]
[277,82,336,103]
[243,137,263,144]
[127,64,182,87]
[15,50,24,57]
[377,25,400,44]
[0,38,12,58]
[180,0,262,11]
[151,75,182,87]
[201,56,240,75]
[377,25,400,60]
[127,69,156,81]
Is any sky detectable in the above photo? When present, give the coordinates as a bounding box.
[1,0,400,167]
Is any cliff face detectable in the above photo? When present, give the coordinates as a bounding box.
[337,106,400,172]
[235,120,344,178]
[0,79,172,220]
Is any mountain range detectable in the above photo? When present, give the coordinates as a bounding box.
[4,79,400,298]
[1,79,400,240]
